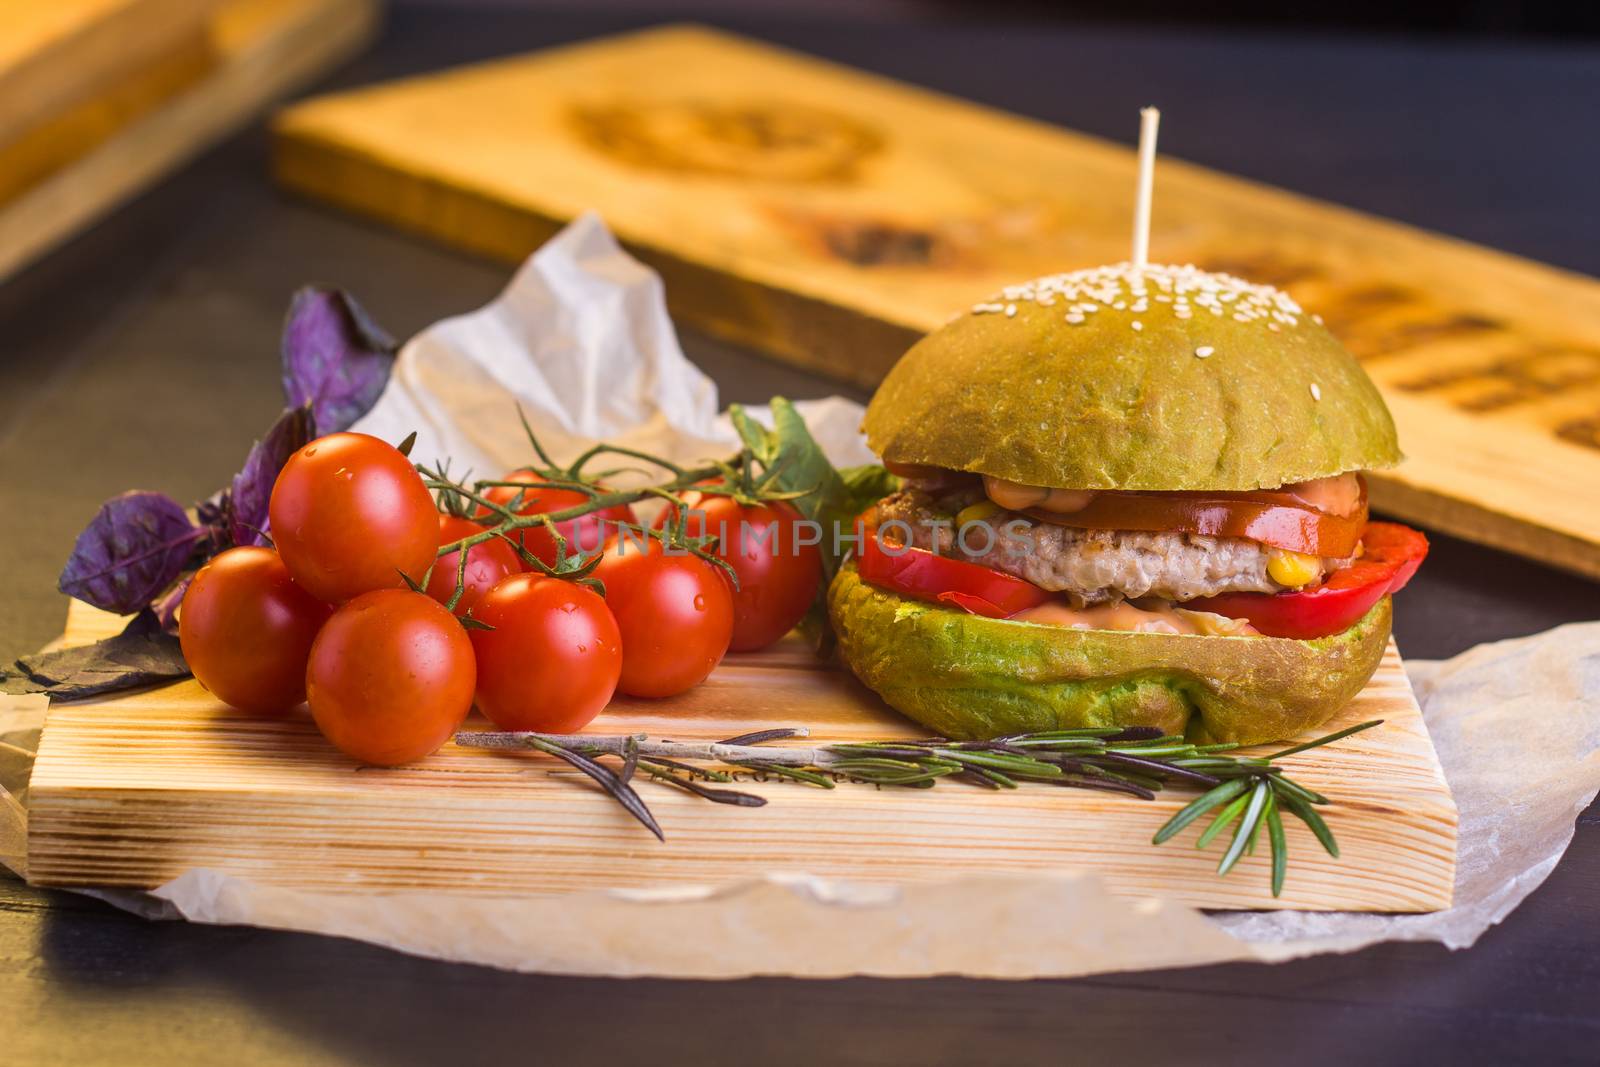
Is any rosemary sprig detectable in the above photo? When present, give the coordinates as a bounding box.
[455,719,1383,896]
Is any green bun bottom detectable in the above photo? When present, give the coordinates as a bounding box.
[828,562,1391,745]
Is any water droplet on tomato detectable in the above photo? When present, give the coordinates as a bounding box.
[305,446,318,457]
[693,594,706,611]
[560,601,577,613]
[576,644,587,653]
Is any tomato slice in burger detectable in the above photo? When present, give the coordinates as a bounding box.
[1188,522,1429,639]
[1023,483,1368,558]
[856,527,1052,619]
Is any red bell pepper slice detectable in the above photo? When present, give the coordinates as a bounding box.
[1189,522,1429,639]
[857,528,1052,619]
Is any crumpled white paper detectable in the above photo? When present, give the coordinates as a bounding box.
[6,216,1598,978]
[352,211,875,478]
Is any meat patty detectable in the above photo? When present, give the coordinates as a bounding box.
[874,489,1339,606]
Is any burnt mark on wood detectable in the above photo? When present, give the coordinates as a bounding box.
[820,219,940,267]
[1330,283,1414,313]
[1396,347,1600,414]
[567,99,884,184]
[1557,415,1600,451]
[1181,258,1600,450]
[1198,253,1324,289]
[1386,312,1500,346]
[765,202,967,270]
[1334,311,1503,360]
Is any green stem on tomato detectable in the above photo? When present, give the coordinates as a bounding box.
[419,460,732,564]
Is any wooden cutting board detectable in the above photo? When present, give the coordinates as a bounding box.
[271,25,1600,582]
[26,602,1457,912]
[0,0,220,150]
[0,0,380,283]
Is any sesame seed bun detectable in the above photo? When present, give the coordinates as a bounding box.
[863,264,1401,491]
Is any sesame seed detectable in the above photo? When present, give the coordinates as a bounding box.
[1066,313,1086,324]
[967,263,1307,336]
[1005,304,1017,317]
[1131,321,1143,331]
[1312,314,1324,325]
[1195,345,1215,358]
[1310,383,1322,401]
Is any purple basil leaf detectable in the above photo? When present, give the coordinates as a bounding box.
[229,404,315,547]
[58,492,202,614]
[281,287,396,433]
[194,487,227,529]
[2,610,189,699]
[152,576,191,633]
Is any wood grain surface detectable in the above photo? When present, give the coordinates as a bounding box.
[0,30,217,208]
[271,24,1600,583]
[0,0,380,284]
[0,0,219,148]
[27,603,1456,912]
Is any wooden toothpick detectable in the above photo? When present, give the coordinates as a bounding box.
[1132,106,1160,270]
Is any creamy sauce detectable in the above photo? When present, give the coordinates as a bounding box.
[1012,600,1261,637]
[1283,473,1363,517]
[983,475,1096,513]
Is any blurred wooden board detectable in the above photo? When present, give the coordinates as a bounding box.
[272,25,1600,581]
[27,602,1456,913]
[0,0,381,283]
[0,0,220,148]
[0,28,218,207]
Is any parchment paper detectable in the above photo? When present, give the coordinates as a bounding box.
[4,215,1597,978]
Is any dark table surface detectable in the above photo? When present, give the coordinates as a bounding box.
[4,8,1599,1065]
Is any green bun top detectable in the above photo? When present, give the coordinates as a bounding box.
[864,263,1402,491]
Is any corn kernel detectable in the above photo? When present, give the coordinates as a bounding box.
[1267,548,1322,589]
[956,500,1004,528]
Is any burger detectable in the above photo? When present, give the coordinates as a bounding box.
[828,262,1428,745]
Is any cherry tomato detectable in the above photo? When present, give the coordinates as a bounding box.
[178,547,332,713]
[1189,522,1429,639]
[305,589,477,766]
[425,514,522,617]
[269,432,440,603]
[481,471,638,568]
[657,489,822,651]
[856,526,1053,618]
[591,535,734,698]
[469,573,622,732]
